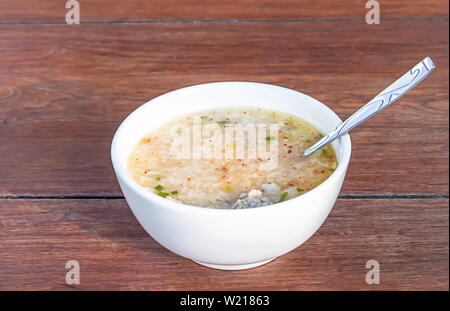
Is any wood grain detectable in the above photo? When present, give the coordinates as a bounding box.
[0,21,448,196]
[0,198,447,290]
[0,0,448,23]
[0,2,448,291]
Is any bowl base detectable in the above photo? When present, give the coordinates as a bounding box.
[193,257,276,270]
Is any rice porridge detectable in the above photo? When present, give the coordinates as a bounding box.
[128,108,337,208]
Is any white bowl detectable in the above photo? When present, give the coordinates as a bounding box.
[111,82,351,270]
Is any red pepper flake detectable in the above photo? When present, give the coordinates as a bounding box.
[282,156,286,159]
[283,136,288,139]
[234,121,238,124]
[226,118,230,120]
[288,146,293,148]
[187,177,191,182]
[257,157,263,161]
[243,112,247,114]
[291,125,297,128]
[209,118,213,121]
[288,149,292,153]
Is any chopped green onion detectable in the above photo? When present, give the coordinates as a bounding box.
[157,192,169,198]
[154,184,164,191]
[279,192,288,202]
[171,190,178,195]
[156,177,161,181]
[330,162,337,171]
[266,136,275,141]
[200,116,208,119]
[176,127,182,134]
[297,188,302,193]
[322,148,328,156]
[225,185,232,192]
[217,120,231,126]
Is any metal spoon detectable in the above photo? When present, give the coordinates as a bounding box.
[302,57,436,157]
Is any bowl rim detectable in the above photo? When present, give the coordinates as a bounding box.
[111,81,352,214]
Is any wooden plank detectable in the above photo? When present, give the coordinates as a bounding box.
[0,21,447,196]
[0,198,447,290]
[0,0,448,23]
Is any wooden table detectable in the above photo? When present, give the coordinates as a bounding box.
[0,1,448,290]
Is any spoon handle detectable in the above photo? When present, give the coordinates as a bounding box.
[303,57,435,157]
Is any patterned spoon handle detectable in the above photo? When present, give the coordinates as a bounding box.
[303,57,435,157]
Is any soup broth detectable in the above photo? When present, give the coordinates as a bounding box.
[128,108,337,208]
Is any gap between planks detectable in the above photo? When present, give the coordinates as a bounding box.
[0,17,448,26]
